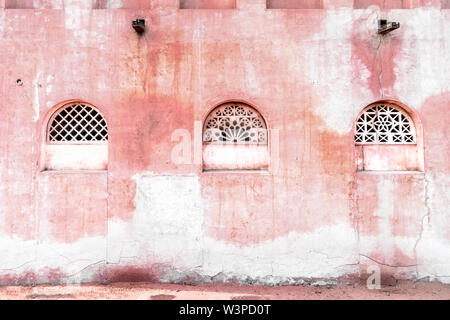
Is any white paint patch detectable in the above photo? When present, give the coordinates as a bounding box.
[107,173,359,282]
[109,218,359,282]
[416,224,450,283]
[415,172,450,283]
[306,10,357,135]
[356,179,419,276]
[376,179,394,238]
[33,0,63,9]
[0,10,6,36]
[1,170,447,284]
[46,75,54,94]
[0,233,106,284]
[393,8,445,109]
[201,223,359,280]
[107,173,205,268]
[111,171,447,283]
[44,144,108,171]
[203,144,268,171]
[32,71,42,122]
[105,0,123,9]
[359,235,417,266]
[355,59,372,92]
[63,1,92,32]
[351,9,380,105]
[64,5,82,30]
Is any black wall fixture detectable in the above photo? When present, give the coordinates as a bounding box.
[378,19,400,34]
[132,19,145,34]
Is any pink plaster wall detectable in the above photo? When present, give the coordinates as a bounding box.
[180,0,236,9]
[267,0,323,9]
[0,0,448,285]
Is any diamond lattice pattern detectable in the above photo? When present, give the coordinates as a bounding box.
[48,103,108,143]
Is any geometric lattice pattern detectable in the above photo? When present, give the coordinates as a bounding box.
[203,102,267,144]
[48,103,108,143]
[354,103,415,144]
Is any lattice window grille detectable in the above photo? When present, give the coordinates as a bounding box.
[354,104,416,144]
[47,103,108,143]
[203,103,267,144]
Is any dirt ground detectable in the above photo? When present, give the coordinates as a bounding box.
[0,281,448,300]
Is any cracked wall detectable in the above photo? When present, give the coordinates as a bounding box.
[0,0,448,285]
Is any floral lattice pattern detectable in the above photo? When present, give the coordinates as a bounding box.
[203,103,267,144]
[354,104,415,144]
[48,103,108,143]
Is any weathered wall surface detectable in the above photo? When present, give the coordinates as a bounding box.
[0,0,448,285]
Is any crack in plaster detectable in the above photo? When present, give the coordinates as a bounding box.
[372,9,385,98]
[375,36,384,98]
[413,173,433,277]
[0,260,35,272]
[62,260,105,279]
[359,254,417,268]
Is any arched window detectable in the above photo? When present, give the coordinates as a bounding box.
[354,102,422,172]
[354,103,416,144]
[44,102,108,171]
[203,103,267,144]
[47,103,108,143]
[202,102,268,171]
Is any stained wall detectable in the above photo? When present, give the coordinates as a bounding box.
[0,0,448,284]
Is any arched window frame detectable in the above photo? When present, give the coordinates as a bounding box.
[46,102,108,145]
[202,100,270,172]
[203,102,268,145]
[41,100,109,171]
[354,100,424,172]
[354,102,417,145]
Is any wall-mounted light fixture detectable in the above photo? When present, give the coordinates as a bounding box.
[378,19,400,35]
[132,19,145,34]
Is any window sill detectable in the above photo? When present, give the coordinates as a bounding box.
[4,8,63,10]
[265,8,324,10]
[40,170,107,174]
[356,170,424,175]
[179,8,237,10]
[202,169,269,174]
[93,8,151,10]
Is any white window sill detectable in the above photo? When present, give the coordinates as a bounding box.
[202,169,270,174]
[40,170,107,174]
[356,170,424,175]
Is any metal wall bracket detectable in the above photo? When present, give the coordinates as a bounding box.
[378,19,400,35]
[132,19,146,34]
